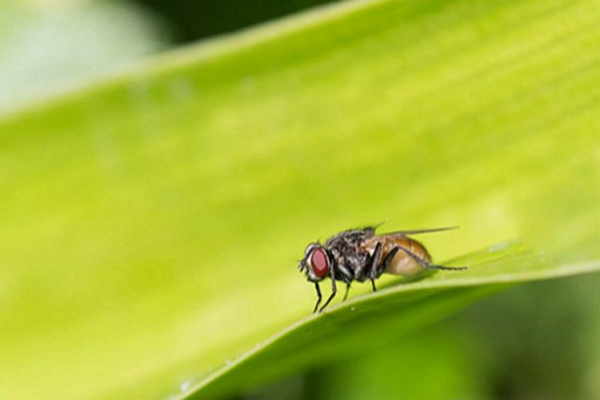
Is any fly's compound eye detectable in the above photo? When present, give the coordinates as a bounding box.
[308,246,329,279]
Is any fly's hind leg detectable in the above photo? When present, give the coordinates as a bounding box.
[377,246,400,275]
[390,245,467,271]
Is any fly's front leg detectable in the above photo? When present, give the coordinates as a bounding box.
[318,265,338,312]
[318,278,337,312]
[313,283,322,314]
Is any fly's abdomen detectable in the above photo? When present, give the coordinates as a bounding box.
[384,237,432,276]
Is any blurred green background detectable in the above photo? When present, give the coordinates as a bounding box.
[2,0,600,399]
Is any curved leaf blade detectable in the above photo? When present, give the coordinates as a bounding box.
[1,0,600,398]
[182,244,600,399]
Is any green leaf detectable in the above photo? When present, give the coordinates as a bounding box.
[186,243,600,399]
[1,0,600,399]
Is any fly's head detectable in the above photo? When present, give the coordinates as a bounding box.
[298,243,331,282]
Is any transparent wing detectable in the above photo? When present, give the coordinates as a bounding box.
[374,226,458,239]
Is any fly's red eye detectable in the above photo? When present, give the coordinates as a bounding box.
[309,247,329,278]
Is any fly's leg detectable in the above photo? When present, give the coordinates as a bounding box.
[312,283,322,314]
[390,244,467,271]
[376,246,400,277]
[366,242,383,292]
[318,277,337,313]
[343,283,351,301]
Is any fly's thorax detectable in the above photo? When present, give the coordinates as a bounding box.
[324,229,372,275]
[328,247,364,275]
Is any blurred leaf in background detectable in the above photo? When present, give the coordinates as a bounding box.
[0,0,168,115]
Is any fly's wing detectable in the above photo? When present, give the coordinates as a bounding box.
[374,226,458,239]
[362,226,456,253]
[355,225,456,240]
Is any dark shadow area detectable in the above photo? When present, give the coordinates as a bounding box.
[133,0,342,43]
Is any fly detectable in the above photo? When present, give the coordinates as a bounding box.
[297,226,466,313]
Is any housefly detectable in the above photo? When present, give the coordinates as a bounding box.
[298,226,466,313]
